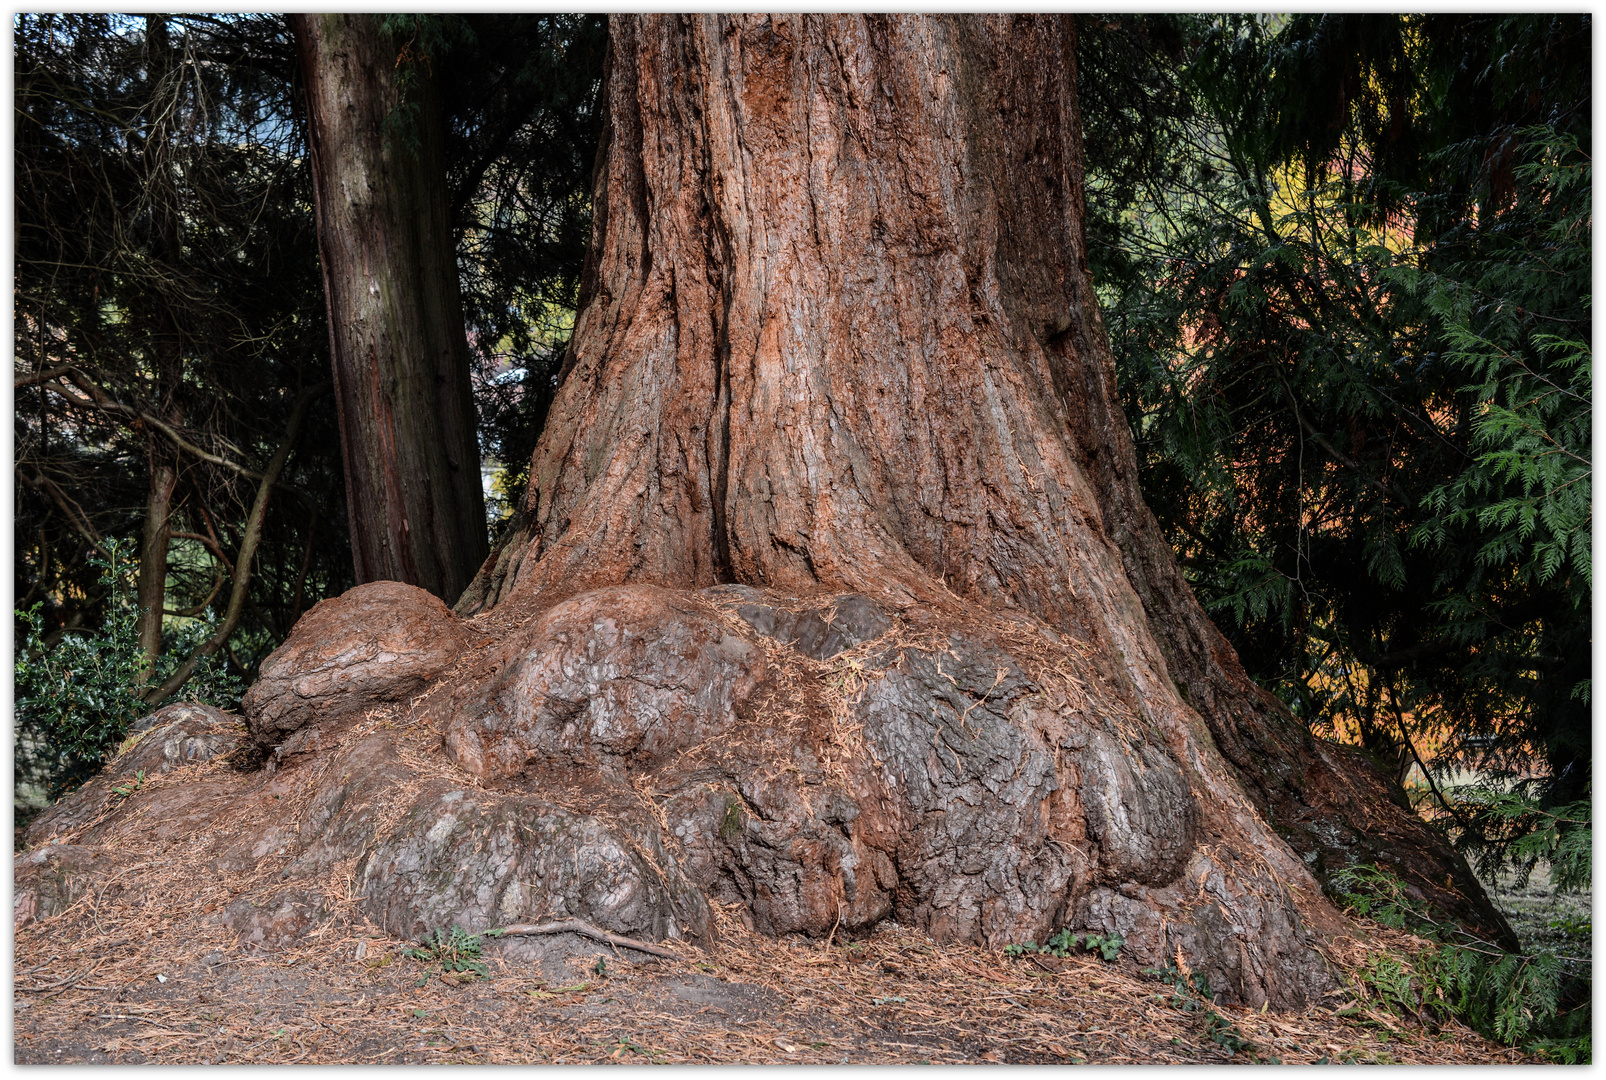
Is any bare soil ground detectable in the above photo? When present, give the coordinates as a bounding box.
[14,895,1534,1065]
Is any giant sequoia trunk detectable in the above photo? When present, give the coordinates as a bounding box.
[458,14,1508,943]
[22,14,1509,1013]
[291,14,488,603]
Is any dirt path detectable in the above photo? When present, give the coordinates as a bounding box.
[14,903,1530,1065]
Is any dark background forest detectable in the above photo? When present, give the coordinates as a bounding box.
[11,13,1591,1056]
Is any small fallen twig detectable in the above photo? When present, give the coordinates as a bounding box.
[489,919,682,960]
[95,1013,178,1025]
[17,970,92,992]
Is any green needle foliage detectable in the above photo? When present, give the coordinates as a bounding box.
[1451,790,1591,895]
[1079,13,1590,843]
[1404,131,1591,595]
[1333,863,1590,1061]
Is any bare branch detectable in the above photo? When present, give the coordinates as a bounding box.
[17,468,110,556]
[142,380,331,706]
[42,368,272,482]
[489,919,682,960]
[13,365,80,390]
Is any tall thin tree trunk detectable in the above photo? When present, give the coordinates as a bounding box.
[461,13,1509,945]
[135,456,176,674]
[291,13,488,604]
[133,15,182,676]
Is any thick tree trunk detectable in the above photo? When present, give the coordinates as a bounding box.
[460,14,1508,943]
[291,13,488,604]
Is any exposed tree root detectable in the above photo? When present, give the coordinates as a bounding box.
[492,919,682,960]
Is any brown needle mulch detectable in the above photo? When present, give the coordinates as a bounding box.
[13,890,1533,1065]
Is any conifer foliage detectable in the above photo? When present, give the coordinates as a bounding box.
[1080,12,1590,825]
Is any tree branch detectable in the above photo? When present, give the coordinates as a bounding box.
[1352,594,1556,671]
[162,555,226,617]
[17,468,110,556]
[133,406,268,482]
[289,502,318,624]
[13,364,81,389]
[1272,368,1394,498]
[141,380,331,706]
[1351,637,1462,671]
[488,918,682,960]
[43,368,272,482]
[37,376,117,415]
[1387,682,1473,834]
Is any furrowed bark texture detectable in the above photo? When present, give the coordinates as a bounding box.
[462,14,1507,945]
[292,13,488,604]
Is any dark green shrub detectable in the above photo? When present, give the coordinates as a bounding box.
[15,540,242,797]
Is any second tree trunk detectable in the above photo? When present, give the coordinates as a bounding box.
[293,13,488,604]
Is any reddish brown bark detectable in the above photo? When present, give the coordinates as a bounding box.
[461,14,1507,943]
[292,13,488,604]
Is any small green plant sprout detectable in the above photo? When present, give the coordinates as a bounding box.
[1203,1011,1253,1055]
[1549,914,1591,937]
[1005,928,1124,962]
[109,769,147,798]
[1143,963,1257,1057]
[1078,932,1124,962]
[1144,963,1215,1009]
[403,926,489,987]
